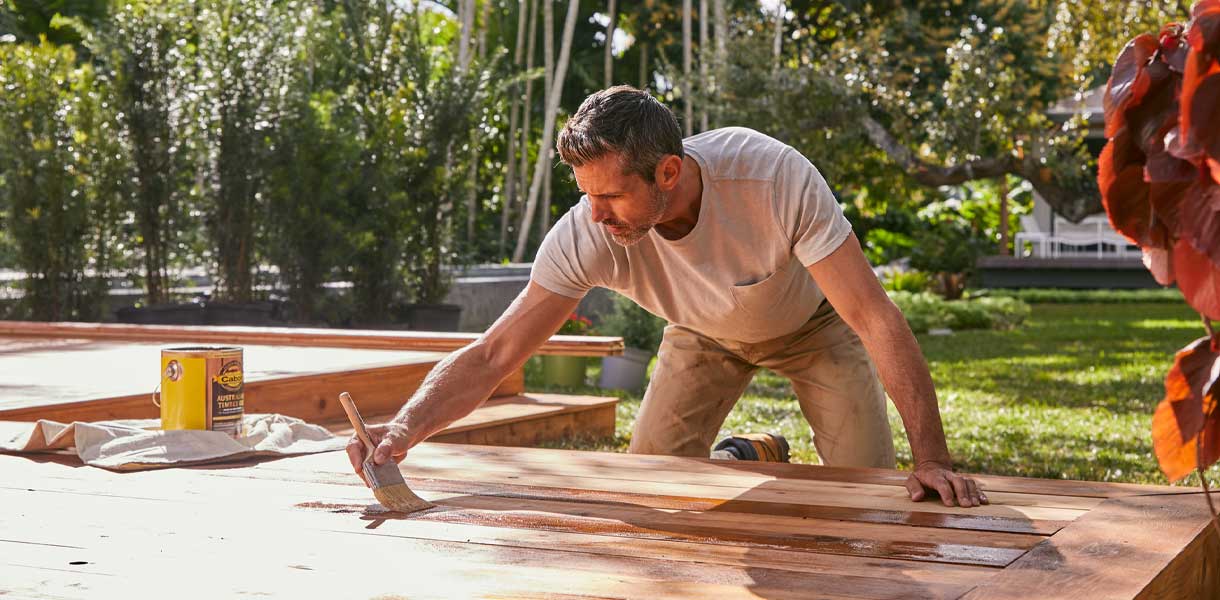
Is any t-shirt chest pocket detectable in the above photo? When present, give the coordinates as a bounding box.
[729,259,802,317]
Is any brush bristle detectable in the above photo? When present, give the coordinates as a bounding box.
[372,482,434,514]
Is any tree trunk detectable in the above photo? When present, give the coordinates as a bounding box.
[500,0,530,256]
[518,0,538,235]
[682,0,693,136]
[713,0,726,128]
[638,41,649,89]
[604,0,616,87]
[464,0,482,244]
[998,175,1010,256]
[458,0,474,71]
[772,2,784,65]
[513,0,580,262]
[539,0,555,238]
[699,0,708,132]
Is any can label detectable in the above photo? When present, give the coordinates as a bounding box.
[210,358,244,437]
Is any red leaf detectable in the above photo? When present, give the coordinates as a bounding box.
[1188,5,1220,56]
[1177,180,1220,266]
[1145,148,1196,183]
[1149,180,1194,235]
[1162,23,1191,73]
[1105,34,1160,138]
[1152,336,1220,482]
[1125,64,1181,157]
[1190,74,1220,165]
[1143,246,1176,285]
[1098,130,1144,192]
[1179,48,1220,157]
[1175,237,1220,320]
[1101,163,1153,246]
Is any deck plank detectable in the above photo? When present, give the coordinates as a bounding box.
[0,320,624,356]
[0,443,1209,599]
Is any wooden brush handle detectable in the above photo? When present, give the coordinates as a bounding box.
[338,392,376,455]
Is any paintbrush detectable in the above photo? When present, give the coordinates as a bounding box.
[338,392,433,514]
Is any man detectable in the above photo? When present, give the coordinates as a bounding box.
[349,86,987,508]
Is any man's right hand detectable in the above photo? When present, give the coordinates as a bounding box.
[346,420,413,488]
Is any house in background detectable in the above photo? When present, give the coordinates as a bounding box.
[976,86,1161,289]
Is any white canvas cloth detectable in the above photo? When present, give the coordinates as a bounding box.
[0,413,345,471]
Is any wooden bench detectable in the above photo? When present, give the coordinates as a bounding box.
[0,322,623,446]
[1,444,1214,598]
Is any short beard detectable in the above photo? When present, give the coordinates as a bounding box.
[607,185,669,246]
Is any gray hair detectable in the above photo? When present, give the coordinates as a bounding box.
[556,86,684,183]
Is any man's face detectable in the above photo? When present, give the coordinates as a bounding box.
[571,153,671,246]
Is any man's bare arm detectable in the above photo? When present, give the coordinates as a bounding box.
[806,232,987,507]
[347,282,579,474]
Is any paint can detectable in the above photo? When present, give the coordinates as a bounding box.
[155,346,245,438]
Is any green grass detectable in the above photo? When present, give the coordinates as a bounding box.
[530,300,1212,487]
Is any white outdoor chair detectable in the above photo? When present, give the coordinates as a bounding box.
[1014,215,1048,258]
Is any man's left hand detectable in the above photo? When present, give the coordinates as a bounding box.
[905,461,988,507]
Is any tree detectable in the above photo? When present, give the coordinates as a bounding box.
[0,40,106,319]
[499,0,530,255]
[86,0,197,306]
[604,0,616,86]
[193,0,301,302]
[698,0,1179,223]
[682,0,692,136]
[513,0,580,262]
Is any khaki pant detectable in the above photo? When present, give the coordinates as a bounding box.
[628,300,896,468]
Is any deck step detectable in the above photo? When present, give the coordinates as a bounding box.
[320,393,618,447]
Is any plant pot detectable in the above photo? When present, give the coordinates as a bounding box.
[598,347,654,392]
[542,355,587,387]
[406,303,462,332]
[205,301,276,326]
[115,303,206,325]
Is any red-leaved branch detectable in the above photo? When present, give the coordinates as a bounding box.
[1101,0,1220,482]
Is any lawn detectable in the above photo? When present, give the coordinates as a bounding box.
[528,300,1210,487]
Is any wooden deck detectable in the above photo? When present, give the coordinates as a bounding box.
[0,336,615,447]
[1,444,1214,599]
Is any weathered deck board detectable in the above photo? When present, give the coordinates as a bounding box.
[0,320,625,356]
[2,444,1211,599]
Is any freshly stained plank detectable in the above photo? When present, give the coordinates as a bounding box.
[0,320,624,356]
[254,445,1097,520]
[439,443,1194,498]
[390,450,1105,511]
[961,493,1220,599]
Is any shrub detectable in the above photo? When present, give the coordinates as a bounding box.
[882,269,932,293]
[888,291,1030,334]
[969,288,1185,304]
[598,293,667,352]
[557,313,597,336]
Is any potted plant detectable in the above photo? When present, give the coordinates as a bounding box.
[598,294,666,392]
[542,313,597,387]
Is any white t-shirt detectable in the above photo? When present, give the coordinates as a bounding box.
[530,127,853,343]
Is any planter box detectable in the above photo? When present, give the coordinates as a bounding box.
[115,303,206,325]
[542,355,587,387]
[407,303,462,332]
[598,347,653,392]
